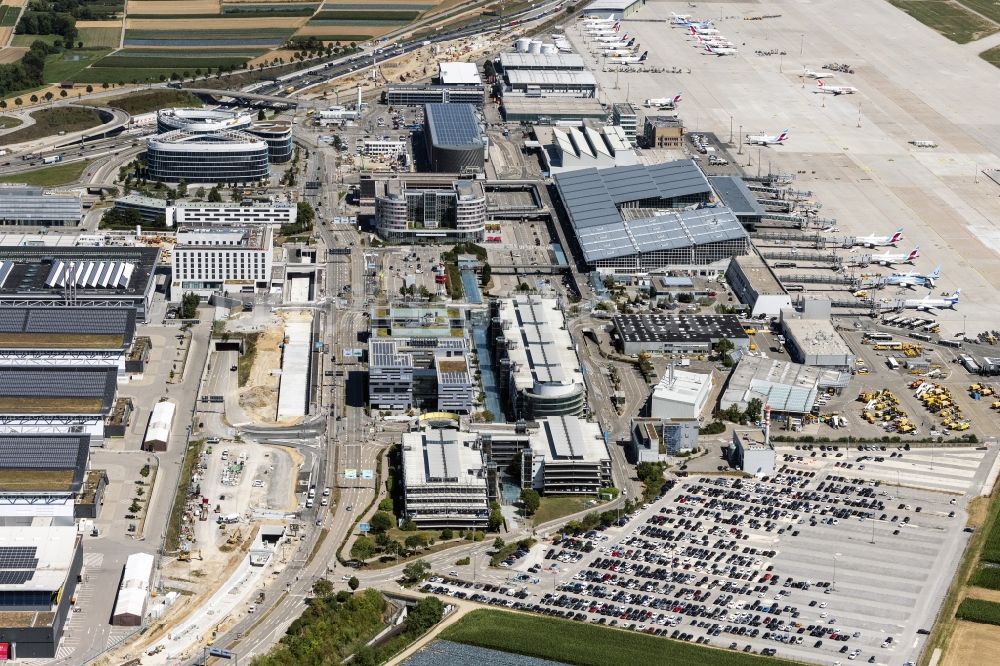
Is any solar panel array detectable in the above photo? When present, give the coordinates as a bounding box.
[0,546,39,586]
[0,434,88,470]
[0,367,115,399]
[0,570,34,585]
[425,103,483,149]
[0,307,133,338]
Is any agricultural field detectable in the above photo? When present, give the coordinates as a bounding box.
[0,4,20,27]
[43,48,113,83]
[76,22,122,48]
[123,26,294,47]
[94,48,262,69]
[0,46,25,63]
[126,0,221,14]
[440,610,800,666]
[292,25,382,40]
[956,598,1000,626]
[886,0,998,44]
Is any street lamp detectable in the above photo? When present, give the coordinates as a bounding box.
[738,125,743,154]
[832,552,841,591]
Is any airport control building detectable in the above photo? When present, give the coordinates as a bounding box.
[553,161,750,275]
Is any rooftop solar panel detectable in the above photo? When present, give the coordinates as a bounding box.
[425,103,482,149]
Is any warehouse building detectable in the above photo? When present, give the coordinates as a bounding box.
[487,296,586,420]
[553,162,749,274]
[0,525,82,658]
[423,103,486,174]
[0,186,82,227]
[709,176,765,230]
[374,177,486,242]
[630,417,699,462]
[498,52,586,72]
[582,0,645,19]
[401,428,489,529]
[385,84,485,107]
[0,246,159,321]
[725,253,792,317]
[438,62,482,86]
[111,552,154,626]
[171,226,273,301]
[501,96,608,123]
[142,400,175,452]
[727,429,776,476]
[650,365,713,420]
[780,299,855,369]
[0,433,92,495]
[0,306,137,377]
[613,314,749,355]
[720,354,850,418]
[534,124,638,175]
[504,69,597,97]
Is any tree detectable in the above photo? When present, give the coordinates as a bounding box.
[312,578,333,597]
[480,261,492,286]
[369,511,393,534]
[347,576,359,591]
[493,537,505,550]
[207,186,222,202]
[29,94,37,103]
[488,502,503,532]
[405,596,444,632]
[180,292,200,319]
[378,498,393,512]
[401,559,431,584]
[195,186,206,199]
[745,397,764,423]
[60,89,67,97]
[520,488,541,517]
[0,101,5,109]
[44,91,53,102]
[176,179,187,198]
[401,518,418,532]
[350,535,376,561]
[85,84,93,93]
[13,98,21,107]
[440,528,453,540]
[257,108,266,121]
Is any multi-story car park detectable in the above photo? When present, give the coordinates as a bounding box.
[0,185,82,227]
[145,129,270,184]
[401,428,489,529]
[384,84,485,107]
[0,246,160,322]
[374,177,487,242]
[487,296,586,420]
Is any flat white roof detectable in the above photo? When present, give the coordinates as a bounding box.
[0,525,77,593]
[402,429,486,488]
[144,400,175,445]
[781,313,854,358]
[652,367,712,406]
[276,320,311,419]
[439,62,482,85]
[531,416,608,462]
[495,296,583,395]
[506,70,597,87]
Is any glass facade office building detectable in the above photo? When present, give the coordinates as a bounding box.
[146,130,270,184]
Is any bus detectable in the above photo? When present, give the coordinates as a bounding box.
[874,341,904,351]
[785,284,804,292]
[941,338,963,348]
[910,333,932,342]
[922,322,940,333]
[886,357,900,370]
[864,332,893,343]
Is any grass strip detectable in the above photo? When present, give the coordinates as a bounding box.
[165,440,204,552]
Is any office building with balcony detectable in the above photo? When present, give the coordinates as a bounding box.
[374,177,487,242]
[401,428,489,529]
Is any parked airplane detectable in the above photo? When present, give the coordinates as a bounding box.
[852,227,903,248]
[886,266,942,289]
[902,289,960,312]
[688,24,719,35]
[587,23,620,35]
[644,93,682,109]
[610,50,648,65]
[583,14,615,24]
[670,12,693,23]
[745,129,788,145]
[871,247,919,266]
[704,44,738,56]
[592,33,629,43]
[804,69,834,79]
[816,80,858,95]
[604,46,639,57]
[600,37,636,48]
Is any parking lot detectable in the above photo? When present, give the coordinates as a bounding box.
[421,445,997,665]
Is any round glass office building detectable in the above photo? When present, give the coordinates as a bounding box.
[156,108,253,134]
[145,130,269,184]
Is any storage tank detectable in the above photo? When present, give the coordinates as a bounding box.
[540,43,557,55]
[515,37,531,53]
[528,40,543,54]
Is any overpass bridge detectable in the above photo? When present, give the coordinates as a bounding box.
[178,87,312,108]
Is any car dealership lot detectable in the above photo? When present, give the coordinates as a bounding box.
[425,445,996,665]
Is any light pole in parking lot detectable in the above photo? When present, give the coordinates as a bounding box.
[832,552,840,591]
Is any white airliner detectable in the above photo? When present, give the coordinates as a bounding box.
[886,266,942,289]
[609,50,648,65]
[670,12,693,23]
[745,129,788,146]
[600,37,635,49]
[902,289,960,312]
[852,227,902,248]
[871,247,919,266]
[584,14,615,25]
[704,44,738,56]
[804,69,833,79]
[587,23,620,36]
[593,33,628,43]
[644,93,682,109]
[816,80,858,95]
[604,46,638,57]
[688,24,719,36]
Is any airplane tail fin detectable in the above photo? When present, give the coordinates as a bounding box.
[948,289,961,303]
[613,21,620,32]
[776,130,789,142]
[907,247,920,261]
[817,80,824,88]
[930,266,942,279]
[639,51,648,61]
[673,93,682,104]
[890,228,903,243]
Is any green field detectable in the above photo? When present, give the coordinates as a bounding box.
[11,33,63,47]
[440,610,803,666]
[124,27,293,40]
[129,9,313,18]
[313,9,420,20]
[969,566,1000,590]
[886,0,998,43]
[290,33,371,42]
[980,491,1000,563]
[981,43,1000,68]
[77,27,122,49]
[94,53,253,69]
[43,49,113,83]
[70,66,195,84]
[0,160,92,187]
[0,5,20,26]
[0,115,22,130]
[955,0,1000,24]
[0,107,104,146]
[532,495,595,525]
[102,89,202,115]
[956,597,1000,626]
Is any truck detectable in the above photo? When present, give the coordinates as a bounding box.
[217,512,240,524]
[42,154,63,165]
